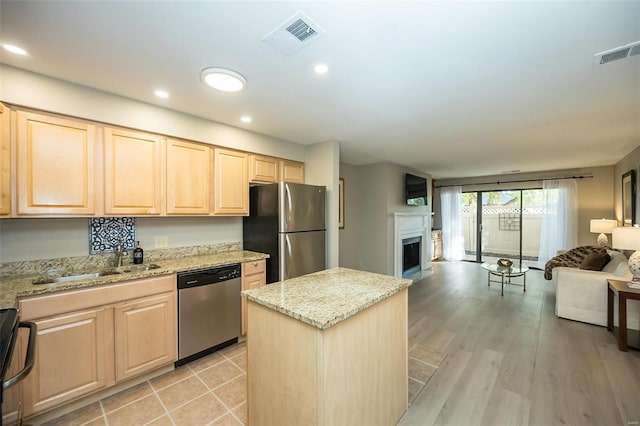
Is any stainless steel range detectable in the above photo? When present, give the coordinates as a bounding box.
[0,308,36,426]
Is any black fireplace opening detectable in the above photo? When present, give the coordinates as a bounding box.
[402,236,421,278]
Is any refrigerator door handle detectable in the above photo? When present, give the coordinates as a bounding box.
[284,234,292,279]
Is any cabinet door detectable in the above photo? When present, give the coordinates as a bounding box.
[241,260,266,336]
[1,328,24,425]
[104,127,163,215]
[114,292,176,382]
[279,160,304,183]
[213,148,248,215]
[22,307,114,416]
[16,111,96,215]
[0,104,10,217]
[249,154,278,183]
[166,138,211,215]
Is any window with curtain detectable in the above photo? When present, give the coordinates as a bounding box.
[536,179,578,268]
[441,186,465,261]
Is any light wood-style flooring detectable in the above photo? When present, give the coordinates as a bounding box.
[399,261,640,426]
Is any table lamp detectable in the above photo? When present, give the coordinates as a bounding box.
[590,218,617,247]
[612,225,640,282]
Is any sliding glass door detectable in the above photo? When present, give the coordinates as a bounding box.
[461,189,542,268]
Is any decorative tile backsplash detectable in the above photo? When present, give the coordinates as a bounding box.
[89,218,136,254]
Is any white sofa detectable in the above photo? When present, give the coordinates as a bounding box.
[552,250,640,330]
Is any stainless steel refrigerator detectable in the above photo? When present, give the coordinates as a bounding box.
[243,182,326,284]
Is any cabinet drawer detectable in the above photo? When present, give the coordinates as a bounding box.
[19,274,176,320]
[242,259,266,276]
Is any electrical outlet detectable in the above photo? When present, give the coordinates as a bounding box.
[154,236,168,248]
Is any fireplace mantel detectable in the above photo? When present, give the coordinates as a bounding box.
[393,213,431,279]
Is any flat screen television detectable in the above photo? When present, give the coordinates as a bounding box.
[405,173,428,206]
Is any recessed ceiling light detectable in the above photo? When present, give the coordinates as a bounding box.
[2,44,27,55]
[154,90,170,98]
[314,63,329,74]
[240,116,252,123]
[201,68,246,92]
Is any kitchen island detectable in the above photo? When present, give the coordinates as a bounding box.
[243,267,412,426]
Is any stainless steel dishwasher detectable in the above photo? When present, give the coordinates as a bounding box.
[176,264,241,366]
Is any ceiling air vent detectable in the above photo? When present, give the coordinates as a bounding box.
[263,11,326,55]
[593,40,640,67]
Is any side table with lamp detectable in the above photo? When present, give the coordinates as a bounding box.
[608,225,640,351]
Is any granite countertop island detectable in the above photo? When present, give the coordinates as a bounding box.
[0,250,268,309]
[244,267,412,426]
[243,267,411,329]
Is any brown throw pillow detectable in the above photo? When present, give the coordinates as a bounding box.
[579,251,610,271]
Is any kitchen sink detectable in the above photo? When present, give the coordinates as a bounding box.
[32,264,161,285]
[120,264,161,273]
[54,270,122,283]
[33,270,121,285]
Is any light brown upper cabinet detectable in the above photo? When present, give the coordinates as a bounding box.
[280,160,305,183]
[104,127,163,215]
[0,104,10,217]
[16,110,96,215]
[213,147,248,215]
[166,138,211,215]
[249,154,279,183]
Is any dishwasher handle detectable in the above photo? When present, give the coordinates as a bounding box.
[3,321,37,390]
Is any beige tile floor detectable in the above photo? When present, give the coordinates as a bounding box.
[44,341,444,425]
[44,343,248,426]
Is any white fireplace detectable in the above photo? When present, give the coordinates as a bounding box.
[393,213,431,279]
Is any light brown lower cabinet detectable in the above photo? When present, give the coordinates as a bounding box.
[14,275,176,419]
[1,328,25,424]
[114,293,176,381]
[22,307,114,416]
[247,289,408,425]
[241,260,266,336]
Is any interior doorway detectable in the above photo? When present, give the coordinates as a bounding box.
[461,189,542,268]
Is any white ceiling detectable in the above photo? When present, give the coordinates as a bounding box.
[1,1,639,179]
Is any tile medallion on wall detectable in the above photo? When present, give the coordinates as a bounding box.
[89,217,136,254]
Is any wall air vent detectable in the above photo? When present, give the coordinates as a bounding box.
[263,11,326,56]
[593,40,640,67]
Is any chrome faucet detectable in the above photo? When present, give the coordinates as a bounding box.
[114,241,128,267]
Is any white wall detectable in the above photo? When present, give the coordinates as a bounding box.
[0,217,241,262]
[305,140,340,268]
[383,163,431,275]
[0,65,340,264]
[0,65,307,161]
[614,145,640,225]
[351,163,388,275]
[338,163,362,270]
[338,162,431,276]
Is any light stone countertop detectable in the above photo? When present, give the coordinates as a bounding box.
[0,250,268,309]
[242,267,412,330]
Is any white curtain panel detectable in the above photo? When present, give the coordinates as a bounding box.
[441,186,465,261]
[537,179,579,268]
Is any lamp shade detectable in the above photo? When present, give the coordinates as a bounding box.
[590,219,617,234]
[612,226,640,251]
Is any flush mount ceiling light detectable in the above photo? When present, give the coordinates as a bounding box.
[201,67,246,92]
[2,43,27,55]
[314,63,329,74]
[240,116,252,123]
[154,89,169,98]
